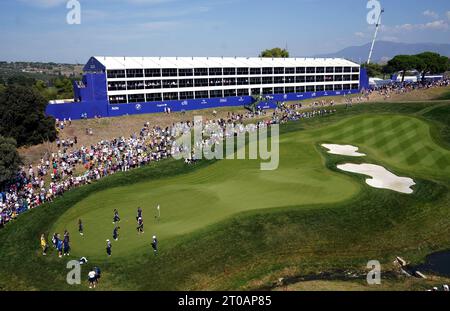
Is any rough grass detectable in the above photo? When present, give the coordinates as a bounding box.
[435,89,450,100]
[1,100,449,291]
[273,277,450,291]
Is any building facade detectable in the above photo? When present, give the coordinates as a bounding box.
[46,56,369,120]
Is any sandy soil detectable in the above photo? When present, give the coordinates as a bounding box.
[337,163,415,194]
[322,144,366,157]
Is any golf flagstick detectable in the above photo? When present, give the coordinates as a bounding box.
[157,205,160,221]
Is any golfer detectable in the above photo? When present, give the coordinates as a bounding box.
[52,233,58,248]
[56,235,63,258]
[113,209,120,224]
[63,236,70,256]
[136,207,142,221]
[78,219,83,236]
[151,236,158,255]
[106,240,112,256]
[94,266,101,285]
[40,234,48,256]
[137,217,144,234]
[88,269,97,289]
[113,226,120,241]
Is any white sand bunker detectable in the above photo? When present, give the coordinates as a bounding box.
[337,163,415,194]
[322,144,366,157]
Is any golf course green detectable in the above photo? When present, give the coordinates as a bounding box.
[52,113,450,260]
[1,100,449,290]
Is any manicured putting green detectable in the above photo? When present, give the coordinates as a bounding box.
[52,114,450,259]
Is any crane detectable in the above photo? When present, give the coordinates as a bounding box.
[367,8,385,64]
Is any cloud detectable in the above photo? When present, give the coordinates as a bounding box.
[383,20,449,33]
[447,11,450,21]
[379,36,399,42]
[422,20,449,30]
[354,32,365,38]
[423,10,439,20]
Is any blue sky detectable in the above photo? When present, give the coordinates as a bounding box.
[0,0,449,63]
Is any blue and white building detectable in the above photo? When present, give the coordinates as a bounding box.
[46,56,369,120]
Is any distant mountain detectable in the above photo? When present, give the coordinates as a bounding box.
[314,41,450,64]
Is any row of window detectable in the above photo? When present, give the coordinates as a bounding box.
[108,84,359,104]
[107,67,360,78]
[107,75,360,91]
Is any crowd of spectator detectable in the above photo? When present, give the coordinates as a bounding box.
[0,94,391,228]
[0,121,173,228]
[274,101,338,124]
[369,79,450,100]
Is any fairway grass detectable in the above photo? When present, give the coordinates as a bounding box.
[1,100,450,291]
[52,129,360,259]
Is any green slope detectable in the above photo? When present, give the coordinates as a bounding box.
[52,130,360,259]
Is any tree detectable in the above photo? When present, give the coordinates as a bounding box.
[361,63,383,77]
[416,52,449,82]
[259,47,289,58]
[387,55,423,82]
[52,77,73,99]
[34,80,47,93]
[382,64,395,79]
[0,136,22,187]
[0,85,57,147]
[32,77,74,101]
[7,75,36,87]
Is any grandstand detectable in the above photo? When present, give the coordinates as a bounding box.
[46,56,369,120]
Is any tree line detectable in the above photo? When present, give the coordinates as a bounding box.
[362,52,449,81]
[0,76,59,187]
[0,74,75,101]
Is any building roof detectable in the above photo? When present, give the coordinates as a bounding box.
[92,56,360,70]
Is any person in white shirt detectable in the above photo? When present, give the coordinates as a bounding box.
[88,269,97,288]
